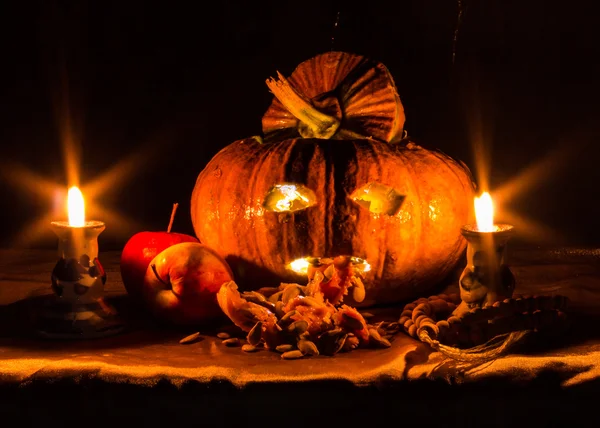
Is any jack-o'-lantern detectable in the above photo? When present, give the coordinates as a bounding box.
[191,52,475,306]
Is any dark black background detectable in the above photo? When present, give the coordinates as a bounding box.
[0,0,598,250]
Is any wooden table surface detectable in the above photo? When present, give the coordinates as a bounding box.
[1,246,600,427]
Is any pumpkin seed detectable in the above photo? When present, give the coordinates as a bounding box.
[352,286,366,303]
[319,329,347,355]
[368,328,382,341]
[282,285,301,304]
[343,336,360,351]
[179,332,202,345]
[297,339,319,356]
[320,328,343,338]
[239,307,260,321]
[242,292,276,311]
[242,291,267,303]
[242,344,260,352]
[353,276,365,289]
[298,331,311,340]
[257,286,279,297]
[247,322,262,346]
[268,290,283,303]
[386,322,400,330]
[342,313,365,331]
[275,301,285,318]
[301,296,324,308]
[278,310,297,326]
[323,264,335,280]
[281,350,304,360]
[360,312,374,320]
[222,338,241,347]
[377,337,392,348]
[369,328,391,348]
[288,320,309,335]
[217,332,231,339]
[275,344,295,353]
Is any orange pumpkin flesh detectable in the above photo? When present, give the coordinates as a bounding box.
[191,137,475,306]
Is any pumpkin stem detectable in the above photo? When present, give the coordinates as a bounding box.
[266,71,340,139]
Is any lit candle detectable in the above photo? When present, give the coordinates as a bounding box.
[51,186,105,268]
[38,186,122,339]
[452,192,515,318]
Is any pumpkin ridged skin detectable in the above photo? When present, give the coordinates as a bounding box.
[262,51,405,143]
[191,138,475,306]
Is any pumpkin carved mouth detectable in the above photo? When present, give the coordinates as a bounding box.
[288,256,370,275]
[288,255,369,304]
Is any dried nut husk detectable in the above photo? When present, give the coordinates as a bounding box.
[222,338,241,347]
[276,344,295,353]
[297,339,319,356]
[281,350,305,360]
[247,321,263,346]
[179,332,202,345]
[262,51,405,143]
[217,281,278,332]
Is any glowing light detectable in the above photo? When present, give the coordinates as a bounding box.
[288,256,371,275]
[289,258,310,274]
[351,182,404,215]
[474,192,494,232]
[277,185,307,211]
[68,186,85,227]
[264,184,316,213]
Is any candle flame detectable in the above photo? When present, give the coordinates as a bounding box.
[68,186,85,227]
[474,192,494,232]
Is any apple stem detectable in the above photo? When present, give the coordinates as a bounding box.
[167,203,179,233]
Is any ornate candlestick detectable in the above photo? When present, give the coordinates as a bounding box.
[37,187,123,339]
[452,192,515,318]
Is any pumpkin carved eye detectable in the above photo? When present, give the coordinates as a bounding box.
[263,183,317,213]
[350,182,405,216]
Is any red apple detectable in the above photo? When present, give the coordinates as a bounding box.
[142,242,234,325]
[120,203,198,301]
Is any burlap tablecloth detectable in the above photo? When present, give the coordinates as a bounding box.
[1,247,599,426]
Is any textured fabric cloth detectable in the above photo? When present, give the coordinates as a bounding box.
[0,248,599,389]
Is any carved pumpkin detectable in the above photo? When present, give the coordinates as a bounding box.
[191,52,475,306]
